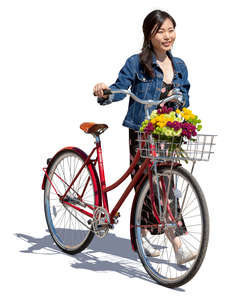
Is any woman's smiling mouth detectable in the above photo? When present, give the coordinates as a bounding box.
[162,42,171,47]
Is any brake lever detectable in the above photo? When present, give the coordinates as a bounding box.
[172,88,184,106]
[172,88,182,95]
[97,97,112,105]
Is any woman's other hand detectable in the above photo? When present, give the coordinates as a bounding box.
[93,83,109,98]
[160,89,174,107]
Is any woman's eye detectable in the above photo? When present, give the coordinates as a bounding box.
[157,30,174,34]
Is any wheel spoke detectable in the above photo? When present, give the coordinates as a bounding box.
[44,151,98,253]
[134,166,209,288]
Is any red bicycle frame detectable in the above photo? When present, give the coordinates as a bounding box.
[42,134,178,228]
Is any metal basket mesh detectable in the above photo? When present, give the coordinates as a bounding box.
[136,131,216,162]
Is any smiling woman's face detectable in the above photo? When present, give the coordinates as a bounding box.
[150,18,176,53]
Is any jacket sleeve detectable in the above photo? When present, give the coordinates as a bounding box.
[98,55,137,103]
[179,61,190,108]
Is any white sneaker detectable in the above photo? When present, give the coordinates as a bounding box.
[175,246,197,264]
[142,237,160,257]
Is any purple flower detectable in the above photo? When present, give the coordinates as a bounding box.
[144,122,154,134]
[180,122,197,139]
[157,105,174,115]
[166,120,182,131]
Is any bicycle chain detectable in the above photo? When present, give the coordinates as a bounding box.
[63,202,111,237]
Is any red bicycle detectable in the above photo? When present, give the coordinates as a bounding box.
[42,89,215,288]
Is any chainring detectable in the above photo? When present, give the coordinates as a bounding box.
[92,207,110,238]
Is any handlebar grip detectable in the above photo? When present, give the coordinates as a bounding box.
[103,89,112,95]
[93,89,112,96]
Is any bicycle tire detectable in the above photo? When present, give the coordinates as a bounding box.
[134,166,209,288]
[44,149,100,254]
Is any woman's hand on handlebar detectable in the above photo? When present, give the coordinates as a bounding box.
[93,83,109,99]
[159,89,173,107]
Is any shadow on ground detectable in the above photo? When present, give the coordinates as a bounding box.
[15,231,185,291]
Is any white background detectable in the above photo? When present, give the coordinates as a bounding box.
[0,0,236,298]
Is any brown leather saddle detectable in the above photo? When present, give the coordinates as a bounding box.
[80,122,108,136]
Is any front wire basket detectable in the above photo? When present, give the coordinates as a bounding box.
[136,131,216,162]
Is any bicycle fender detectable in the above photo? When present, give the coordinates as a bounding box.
[130,173,148,252]
[41,147,102,205]
[129,162,181,252]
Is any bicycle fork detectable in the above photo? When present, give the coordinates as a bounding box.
[148,161,182,231]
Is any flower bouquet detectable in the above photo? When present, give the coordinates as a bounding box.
[139,106,202,161]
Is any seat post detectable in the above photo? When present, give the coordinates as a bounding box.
[93,134,101,146]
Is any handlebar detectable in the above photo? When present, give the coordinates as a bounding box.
[94,88,184,120]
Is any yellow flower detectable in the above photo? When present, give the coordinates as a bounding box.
[158,122,166,128]
[160,115,166,122]
[166,117,173,123]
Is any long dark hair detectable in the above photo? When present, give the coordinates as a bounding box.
[139,10,176,78]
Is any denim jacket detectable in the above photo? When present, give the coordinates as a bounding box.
[107,50,190,131]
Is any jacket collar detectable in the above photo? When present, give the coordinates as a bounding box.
[151,50,179,73]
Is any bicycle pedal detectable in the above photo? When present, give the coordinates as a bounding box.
[113,212,120,224]
[115,212,120,218]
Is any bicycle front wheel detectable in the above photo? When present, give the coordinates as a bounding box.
[44,149,100,254]
[134,166,209,288]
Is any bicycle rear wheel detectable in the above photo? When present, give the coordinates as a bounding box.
[44,149,100,254]
[134,166,209,288]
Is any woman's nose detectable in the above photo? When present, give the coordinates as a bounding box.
[163,31,170,39]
